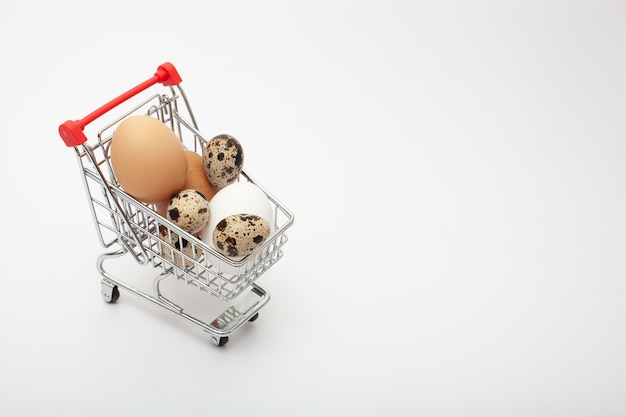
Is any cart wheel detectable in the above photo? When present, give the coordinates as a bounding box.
[212,336,229,347]
[248,313,259,322]
[102,284,120,303]
[109,286,120,303]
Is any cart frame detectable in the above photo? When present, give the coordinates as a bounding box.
[59,63,294,346]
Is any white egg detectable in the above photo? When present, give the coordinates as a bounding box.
[200,181,274,267]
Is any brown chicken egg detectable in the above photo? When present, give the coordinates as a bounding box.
[110,115,188,204]
[182,150,218,202]
[155,150,218,218]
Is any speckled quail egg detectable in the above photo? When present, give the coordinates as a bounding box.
[202,134,244,189]
[158,225,201,269]
[166,189,210,235]
[212,213,271,258]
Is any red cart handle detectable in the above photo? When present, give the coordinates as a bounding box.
[59,62,182,147]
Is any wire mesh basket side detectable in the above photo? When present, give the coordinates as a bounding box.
[75,88,294,301]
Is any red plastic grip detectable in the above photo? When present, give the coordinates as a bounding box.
[155,62,182,86]
[59,62,183,147]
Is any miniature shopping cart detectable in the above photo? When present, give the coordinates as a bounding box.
[58,62,294,347]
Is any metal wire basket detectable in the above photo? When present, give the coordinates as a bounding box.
[59,62,294,346]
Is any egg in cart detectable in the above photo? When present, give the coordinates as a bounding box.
[58,63,294,347]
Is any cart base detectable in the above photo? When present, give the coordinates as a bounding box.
[100,276,270,347]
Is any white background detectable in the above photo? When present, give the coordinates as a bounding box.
[1,1,625,416]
